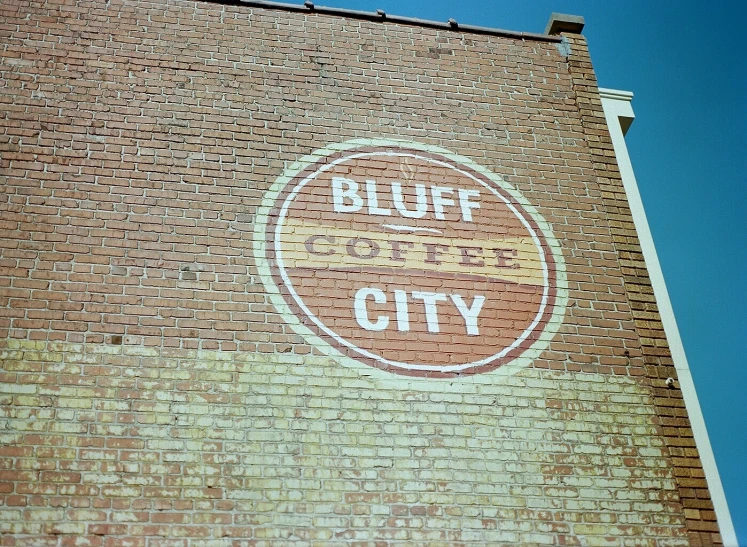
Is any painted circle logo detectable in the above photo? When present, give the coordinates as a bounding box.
[255,140,566,378]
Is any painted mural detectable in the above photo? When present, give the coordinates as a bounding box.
[255,140,567,377]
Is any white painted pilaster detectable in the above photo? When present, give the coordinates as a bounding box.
[599,88,737,547]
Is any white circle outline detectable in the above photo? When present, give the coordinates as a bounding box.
[260,145,563,374]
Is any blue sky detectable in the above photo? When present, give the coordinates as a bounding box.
[303,0,746,542]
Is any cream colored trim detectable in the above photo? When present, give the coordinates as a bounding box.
[599,88,737,547]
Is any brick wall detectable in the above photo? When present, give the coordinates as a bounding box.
[562,34,721,546]
[0,0,722,544]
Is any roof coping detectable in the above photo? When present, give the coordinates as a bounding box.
[204,0,563,42]
[545,13,585,35]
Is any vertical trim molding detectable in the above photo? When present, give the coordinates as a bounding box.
[599,88,737,547]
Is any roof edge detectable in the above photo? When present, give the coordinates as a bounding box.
[545,13,585,35]
[599,88,634,102]
[200,0,563,42]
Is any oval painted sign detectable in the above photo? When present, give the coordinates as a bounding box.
[254,140,566,378]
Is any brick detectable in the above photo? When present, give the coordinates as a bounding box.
[0,1,721,545]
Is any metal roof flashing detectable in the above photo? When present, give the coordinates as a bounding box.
[200,0,563,42]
